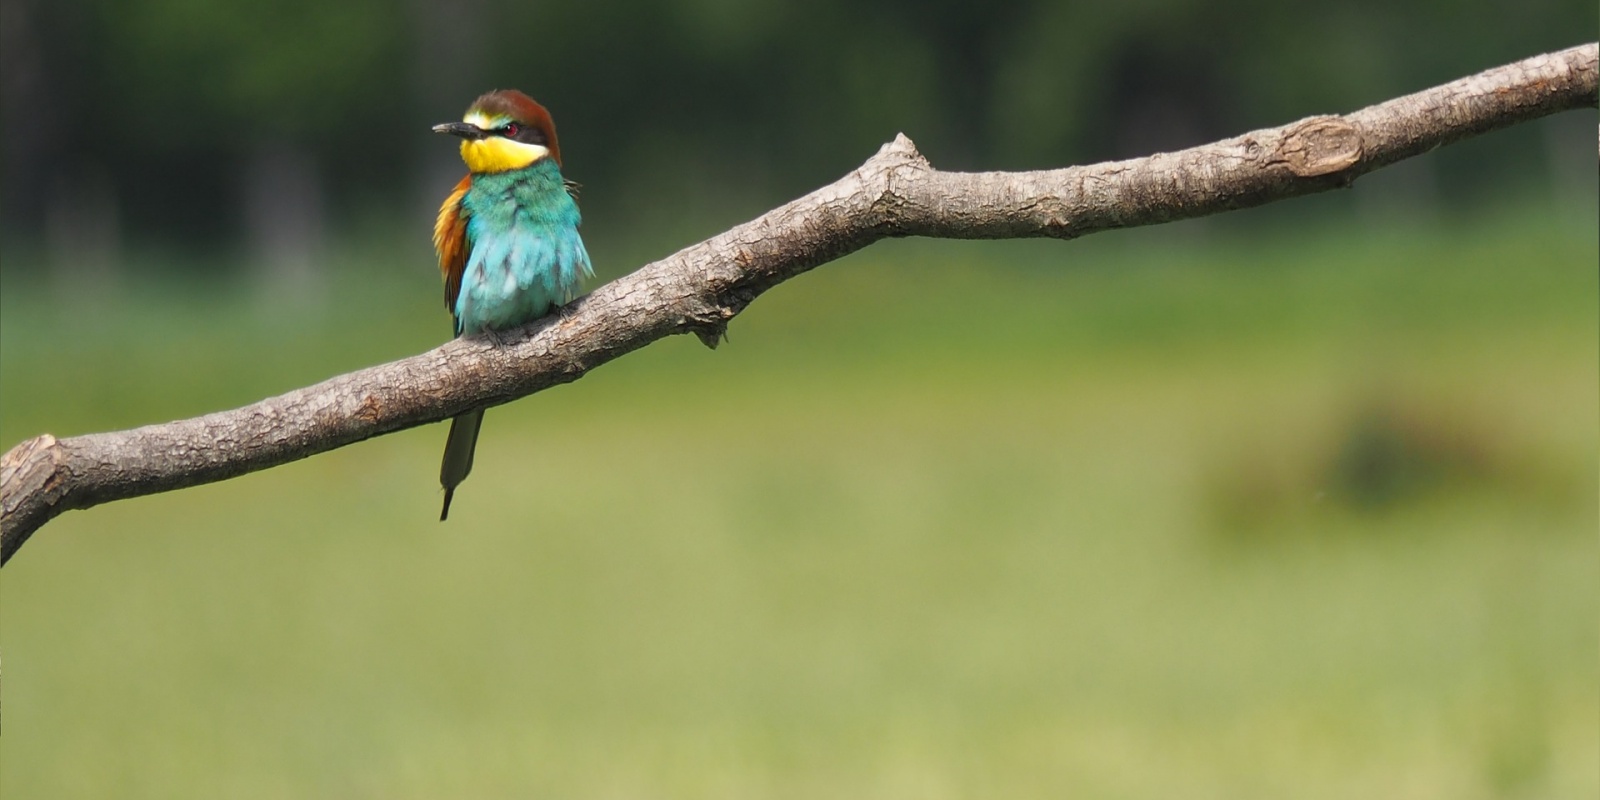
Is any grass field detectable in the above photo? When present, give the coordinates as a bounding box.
[1,205,1595,798]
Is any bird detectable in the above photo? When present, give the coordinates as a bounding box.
[431,89,592,520]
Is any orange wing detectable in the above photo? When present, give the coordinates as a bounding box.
[432,175,472,317]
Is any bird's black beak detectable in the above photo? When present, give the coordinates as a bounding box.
[432,121,486,140]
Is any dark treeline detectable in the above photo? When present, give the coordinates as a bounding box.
[2,0,1592,270]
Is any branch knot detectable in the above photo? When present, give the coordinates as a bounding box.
[1275,116,1365,178]
[863,133,933,233]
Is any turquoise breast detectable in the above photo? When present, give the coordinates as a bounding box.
[455,159,592,335]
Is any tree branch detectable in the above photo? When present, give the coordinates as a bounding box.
[3,44,1596,565]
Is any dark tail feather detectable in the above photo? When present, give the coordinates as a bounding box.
[440,487,457,521]
[439,408,485,521]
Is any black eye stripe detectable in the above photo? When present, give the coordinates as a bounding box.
[510,125,547,146]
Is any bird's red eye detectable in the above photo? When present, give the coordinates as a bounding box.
[502,123,520,137]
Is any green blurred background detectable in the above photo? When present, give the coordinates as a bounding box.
[2,0,1597,797]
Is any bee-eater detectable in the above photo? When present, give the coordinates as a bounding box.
[432,89,592,520]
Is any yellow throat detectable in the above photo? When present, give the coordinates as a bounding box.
[458,111,551,173]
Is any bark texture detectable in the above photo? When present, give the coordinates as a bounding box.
[3,43,1597,565]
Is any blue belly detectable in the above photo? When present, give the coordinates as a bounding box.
[454,162,592,335]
